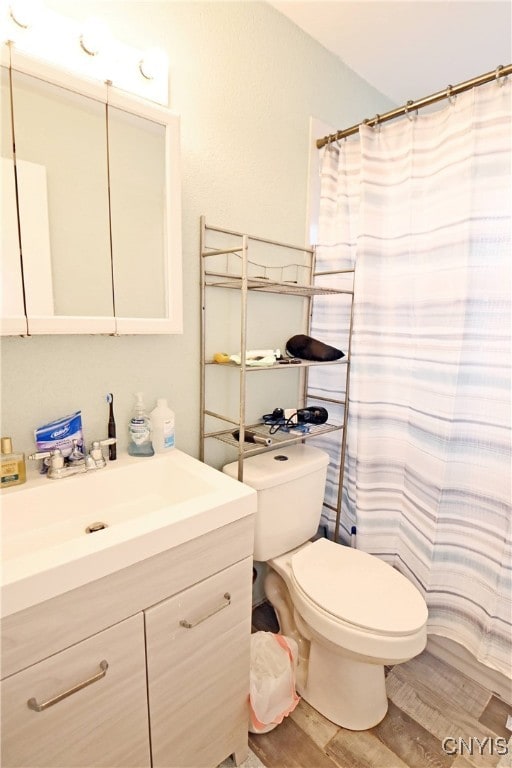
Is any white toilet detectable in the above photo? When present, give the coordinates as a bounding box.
[223,444,428,730]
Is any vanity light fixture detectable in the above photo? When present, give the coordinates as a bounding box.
[9,0,43,29]
[3,4,169,104]
[139,47,168,80]
[79,17,109,56]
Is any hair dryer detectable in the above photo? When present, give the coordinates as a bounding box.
[296,407,328,425]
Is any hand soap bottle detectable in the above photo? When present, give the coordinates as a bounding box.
[128,393,154,457]
[150,398,175,453]
[1,437,27,487]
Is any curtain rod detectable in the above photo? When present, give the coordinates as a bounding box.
[316,63,512,149]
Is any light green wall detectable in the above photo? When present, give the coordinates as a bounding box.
[1,1,394,459]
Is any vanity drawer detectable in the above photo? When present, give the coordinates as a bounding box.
[1,613,150,768]
[146,556,252,768]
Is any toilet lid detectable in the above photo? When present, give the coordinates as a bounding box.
[291,538,428,636]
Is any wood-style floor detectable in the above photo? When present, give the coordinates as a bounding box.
[249,603,511,768]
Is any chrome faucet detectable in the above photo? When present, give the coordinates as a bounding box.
[28,438,116,479]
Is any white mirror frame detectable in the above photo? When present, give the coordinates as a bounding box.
[3,47,182,336]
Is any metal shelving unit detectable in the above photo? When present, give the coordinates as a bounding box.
[199,216,354,542]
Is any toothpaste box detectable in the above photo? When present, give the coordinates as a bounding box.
[34,411,84,460]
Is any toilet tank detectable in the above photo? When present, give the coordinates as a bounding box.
[223,445,329,561]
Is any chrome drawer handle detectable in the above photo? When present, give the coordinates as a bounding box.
[27,660,109,712]
[179,592,231,629]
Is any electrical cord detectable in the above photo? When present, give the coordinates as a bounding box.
[270,416,297,435]
[262,406,328,434]
[262,409,303,435]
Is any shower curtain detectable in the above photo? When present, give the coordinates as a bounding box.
[308,79,511,677]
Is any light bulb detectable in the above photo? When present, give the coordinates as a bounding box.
[79,17,110,56]
[139,47,168,80]
[9,0,43,28]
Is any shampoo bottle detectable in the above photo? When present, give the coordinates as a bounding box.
[128,393,154,457]
[1,437,26,487]
[150,398,175,453]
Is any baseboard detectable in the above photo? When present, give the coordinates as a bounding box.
[427,634,512,705]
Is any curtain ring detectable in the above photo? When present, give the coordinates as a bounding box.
[404,99,417,121]
[373,114,381,132]
[496,64,507,87]
[446,85,457,105]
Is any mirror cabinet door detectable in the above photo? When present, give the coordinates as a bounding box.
[107,105,167,321]
[107,92,182,335]
[1,64,27,335]
[10,65,115,333]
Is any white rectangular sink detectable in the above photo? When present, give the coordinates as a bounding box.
[1,450,255,618]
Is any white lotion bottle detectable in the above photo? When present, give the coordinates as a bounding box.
[150,398,175,453]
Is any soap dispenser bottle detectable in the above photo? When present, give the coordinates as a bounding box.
[150,398,175,453]
[128,393,154,457]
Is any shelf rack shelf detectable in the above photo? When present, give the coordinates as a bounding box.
[204,358,346,371]
[203,419,343,455]
[199,216,354,541]
[203,272,350,296]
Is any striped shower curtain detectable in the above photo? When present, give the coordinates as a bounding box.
[308,79,511,677]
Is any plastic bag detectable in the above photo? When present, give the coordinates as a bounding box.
[249,631,300,734]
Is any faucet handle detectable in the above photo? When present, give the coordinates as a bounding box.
[28,450,52,461]
[28,448,65,470]
[90,438,116,455]
[89,438,117,468]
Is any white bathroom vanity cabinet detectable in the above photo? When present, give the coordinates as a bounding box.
[1,517,254,768]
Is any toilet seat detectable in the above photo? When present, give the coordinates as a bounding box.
[290,538,427,637]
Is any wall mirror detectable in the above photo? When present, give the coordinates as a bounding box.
[0,47,182,335]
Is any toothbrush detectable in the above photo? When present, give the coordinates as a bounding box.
[106,393,117,460]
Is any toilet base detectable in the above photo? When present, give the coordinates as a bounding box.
[265,568,389,730]
[303,639,388,730]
